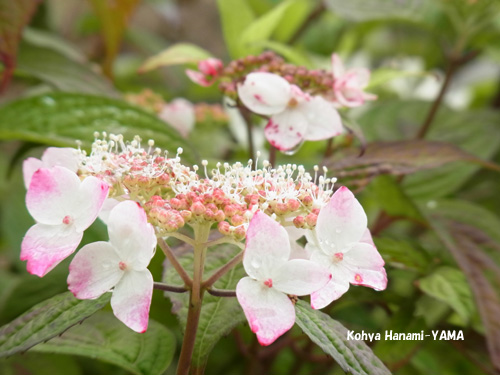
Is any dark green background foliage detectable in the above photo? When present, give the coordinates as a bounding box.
[1,0,500,374]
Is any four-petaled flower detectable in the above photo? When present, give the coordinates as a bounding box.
[68,201,157,333]
[237,72,343,152]
[236,211,331,345]
[186,58,224,87]
[23,147,79,189]
[307,186,387,309]
[331,54,377,108]
[21,166,109,277]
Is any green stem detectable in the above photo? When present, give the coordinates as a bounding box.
[176,224,211,375]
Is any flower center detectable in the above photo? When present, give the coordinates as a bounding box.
[263,278,273,288]
[62,215,73,225]
[354,274,363,283]
[287,97,299,108]
[333,252,343,263]
[118,261,128,271]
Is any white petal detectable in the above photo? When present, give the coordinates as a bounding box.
[243,211,290,281]
[98,198,121,224]
[316,186,367,254]
[68,241,123,299]
[26,166,82,225]
[159,98,196,137]
[343,243,387,290]
[72,176,109,232]
[107,201,156,269]
[360,228,375,247]
[272,259,331,296]
[23,158,43,189]
[265,109,308,151]
[236,277,295,346]
[41,147,79,173]
[286,225,306,242]
[300,96,343,141]
[289,242,312,260]
[20,223,82,277]
[237,72,291,115]
[310,276,350,309]
[111,269,153,333]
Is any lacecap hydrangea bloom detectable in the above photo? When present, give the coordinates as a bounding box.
[20,134,386,337]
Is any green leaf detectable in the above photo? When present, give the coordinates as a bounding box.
[295,300,391,375]
[366,68,431,90]
[0,292,110,358]
[374,237,429,272]
[326,140,496,188]
[368,175,425,222]
[139,43,213,73]
[0,93,197,164]
[16,41,117,96]
[87,0,140,78]
[217,0,255,58]
[358,103,500,199]
[422,207,500,370]
[0,0,42,90]
[32,312,175,375]
[418,266,476,323]
[324,0,425,21]
[163,241,246,369]
[255,40,312,66]
[273,0,315,43]
[239,0,296,56]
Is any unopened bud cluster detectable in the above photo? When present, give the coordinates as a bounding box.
[217,51,334,99]
[76,135,336,240]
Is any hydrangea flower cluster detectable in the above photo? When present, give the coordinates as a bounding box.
[186,51,376,152]
[20,135,387,343]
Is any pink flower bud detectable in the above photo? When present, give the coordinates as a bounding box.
[191,202,206,216]
[218,221,231,235]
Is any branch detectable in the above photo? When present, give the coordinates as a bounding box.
[153,282,188,293]
[207,288,237,297]
[157,236,192,287]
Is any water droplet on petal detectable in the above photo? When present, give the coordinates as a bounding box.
[282,139,305,155]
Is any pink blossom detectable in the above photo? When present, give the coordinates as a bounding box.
[21,166,109,277]
[237,72,343,152]
[68,201,157,333]
[186,58,223,87]
[23,147,79,189]
[331,54,377,108]
[159,98,196,137]
[306,186,387,309]
[236,211,331,346]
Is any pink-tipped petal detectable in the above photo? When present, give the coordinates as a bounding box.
[301,96,344,141]
[72,176,109,232]
[310,277,350,310]
[68,241,123,299]
[344,243,387,290]
[107,201,156,269]
[360,228,375,247]
[237,72,291,116]
[41,147,79,173]
[198,58,223,76]
[265,110,308,151]
[111,269,153,333]
[186,69,213,87]
[273,259,331,296]
[316,186,367,253]
[244,211,290,280]
[236,277,295,346]
[21,223,83,277]
[26,166,81,225]
[23,157,44,189]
